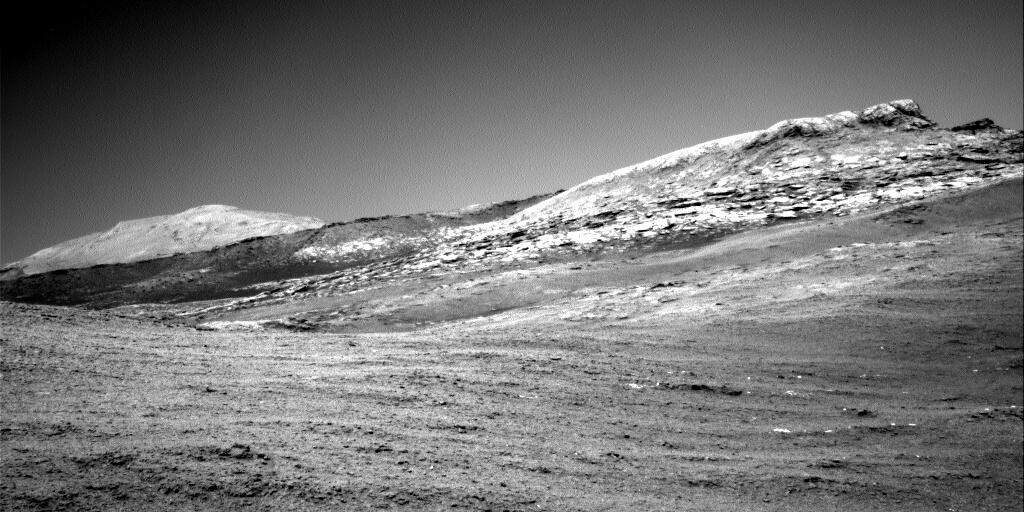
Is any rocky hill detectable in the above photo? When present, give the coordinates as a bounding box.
[2,100,1021,322]
[1,205,326,277]
[0,193,556,306]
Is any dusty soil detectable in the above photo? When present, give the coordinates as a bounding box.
[2,181,1022,511]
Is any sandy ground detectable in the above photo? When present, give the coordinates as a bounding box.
[2,181,1022,511]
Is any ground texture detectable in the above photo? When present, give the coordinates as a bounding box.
[2,180,1021,511]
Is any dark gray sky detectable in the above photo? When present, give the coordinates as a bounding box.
[3,0,1022,264]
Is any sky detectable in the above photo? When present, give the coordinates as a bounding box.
[2,0,1022,264]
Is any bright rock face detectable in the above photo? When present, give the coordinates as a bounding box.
[425,100,1017,264]
[7,205,325,275]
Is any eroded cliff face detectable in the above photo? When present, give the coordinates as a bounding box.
[2,100,1021,311]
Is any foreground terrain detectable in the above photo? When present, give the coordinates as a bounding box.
[2,178,1021,511]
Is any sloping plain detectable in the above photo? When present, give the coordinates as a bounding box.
[1,102,1022,510]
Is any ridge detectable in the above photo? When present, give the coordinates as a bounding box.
[1,99,1020,310]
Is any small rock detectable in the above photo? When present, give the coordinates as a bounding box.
[951,118,1002,133]
[704,187,737,196]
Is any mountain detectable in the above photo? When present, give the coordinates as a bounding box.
[4,99,1021,512]
[1,100,1020,322]
[0,193,557,306]
[2,205,325,277]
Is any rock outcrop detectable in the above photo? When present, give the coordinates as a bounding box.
[951,118,1003,133]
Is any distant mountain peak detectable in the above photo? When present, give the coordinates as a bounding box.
[7,206,325,275]
[185,204,239,212]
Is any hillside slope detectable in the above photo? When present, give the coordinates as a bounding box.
[0,193,556,306]
[2,174,1021,512]
[1,100,1020,311]
[182,100,1023,326]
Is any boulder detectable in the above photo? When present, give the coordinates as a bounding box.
[951,118,1003,133]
